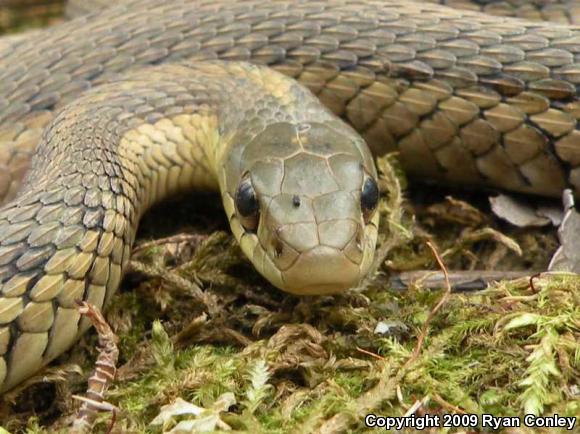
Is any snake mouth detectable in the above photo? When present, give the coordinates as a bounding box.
[280,245,361,295]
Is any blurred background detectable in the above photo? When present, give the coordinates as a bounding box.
[0,0,64,34]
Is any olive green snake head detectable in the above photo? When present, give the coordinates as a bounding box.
[223,121,380,295]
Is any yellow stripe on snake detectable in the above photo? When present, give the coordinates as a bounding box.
[0,0,579,393]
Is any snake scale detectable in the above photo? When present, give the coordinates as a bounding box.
[0,0,579,393]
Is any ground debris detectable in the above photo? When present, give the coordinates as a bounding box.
[150,394,235,433]
[70,302,119,434]
[490,194,561,228]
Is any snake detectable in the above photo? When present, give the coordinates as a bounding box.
[0,0,579,394]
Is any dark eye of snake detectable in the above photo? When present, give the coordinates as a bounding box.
[361,176,379,221]
[235,180,259,230]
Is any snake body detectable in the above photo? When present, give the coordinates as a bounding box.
[0,0,579,392]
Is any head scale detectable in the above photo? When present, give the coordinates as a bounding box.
[222,120,379,295]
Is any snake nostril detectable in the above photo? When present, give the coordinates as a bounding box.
[273,240,284,258]
[292,195,300,208]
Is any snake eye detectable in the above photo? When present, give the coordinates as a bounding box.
[235,178,259,231]
[361,175,379,222]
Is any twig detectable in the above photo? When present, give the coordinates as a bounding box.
[403,396,430,417]
[432,393,466,414]
[396,385,404,407]
[70,301,120,434]
[389,270,535,291]
[405,241,452,367]
[132,233,207,255]
[356,346,386,361]
[219,326,254,346]
[172,312,209,345]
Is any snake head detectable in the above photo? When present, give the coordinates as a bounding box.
[223,121,379,295]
